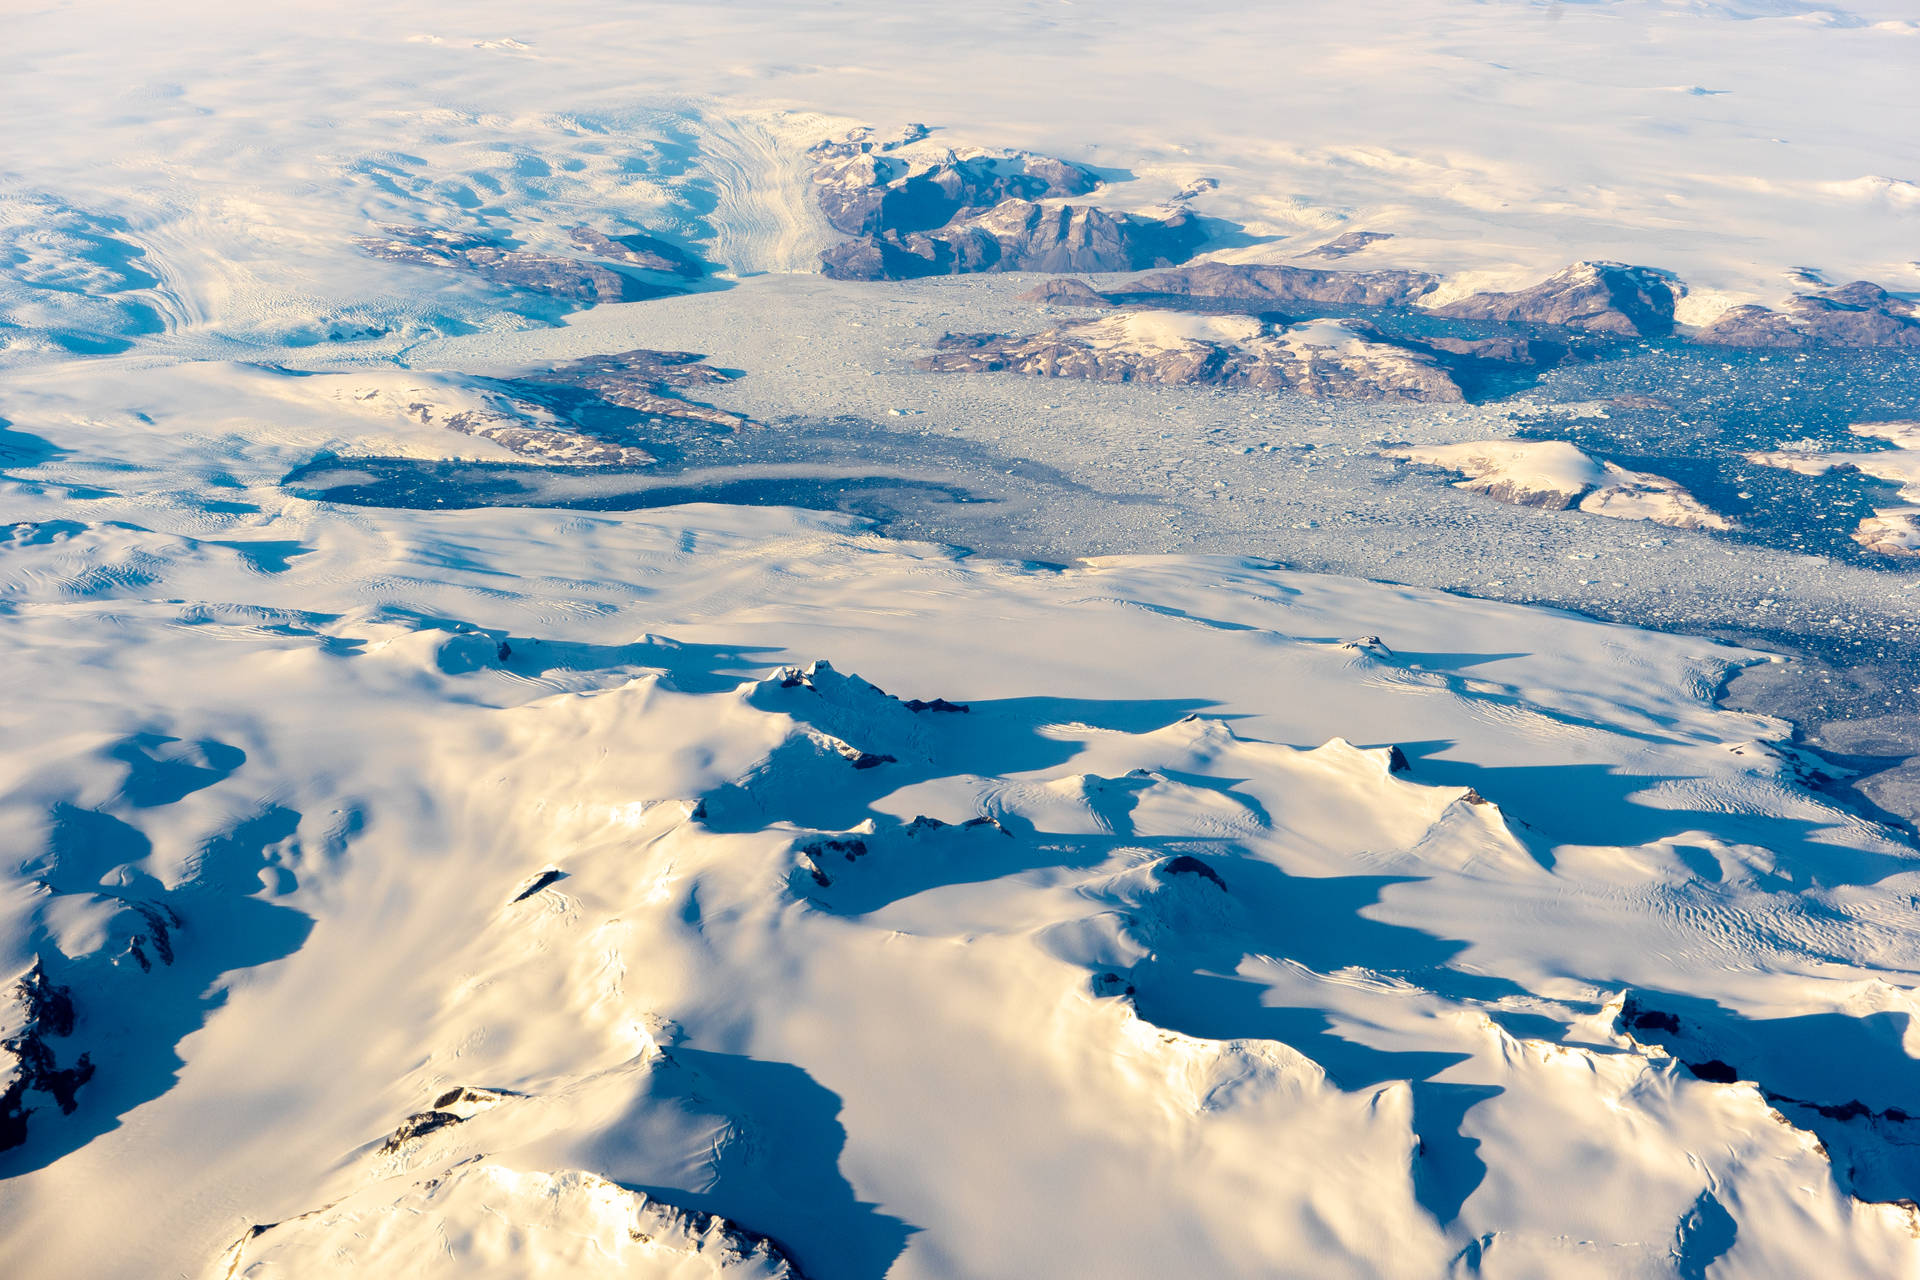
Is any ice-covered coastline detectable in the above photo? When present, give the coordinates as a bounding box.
[8,1,1920,1274]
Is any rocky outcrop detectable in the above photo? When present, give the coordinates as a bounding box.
[1745,422,1920,507]
[382,350,756,468]
[821,199,1205,282]
[810,128,1098,237]
[377,1085,511,1154]
[520,349,756,432]
[566,227,706,278]
[1301,230,1394,259]
[1414,334,1563,367]
[1431,261,1679,336]
[1694,281,1920,349]
[1,961,95,1152]
[1852,509,1920,556]
[357,226,680,305]
[1123,261,1439,308]
[1018,278,1114,308]
[425,409,653,466]
[1384,440,1731,529]
[918,312,1471,402]
[809,125,1206,281]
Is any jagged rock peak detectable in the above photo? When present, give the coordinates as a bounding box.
[809,128,1100,238]
[566,226,706,278]
[918,312,1477,403]
[1125,261,1439,308]
[1695,280,1920,349]
[1,960,95,1153]
[1431,261,1680,336]
[821,199,1205,282]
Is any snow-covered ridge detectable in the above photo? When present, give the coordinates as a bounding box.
[3,503,1918,1276]
[1387,440,1733,530]
[917,311,1557,403]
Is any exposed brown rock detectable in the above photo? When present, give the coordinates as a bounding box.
[917,313,1468,402]
[809,133,1099,238]
[1852,509,1920,556]
[395,350,756,467]
[566,227,705,278]
[1694,281,1920,349]
[433,411,656,467]
[1384,440,1731,529]
[1123,262,1439,308]
[357,226,679,305]
[1430,261,1678,336]
[1409,334,1562,367]
[821,199,1205,282]
[523,349,757,432]
[2,960,94,1154]
[1018,278,1116,307]
[808,126,1208,282]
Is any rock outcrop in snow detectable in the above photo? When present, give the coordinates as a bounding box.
[810,126,1098,237]
[1430,261,1680,336]
[519,349,758,433]
[919,312,1488,402]
[1697,281,1920,349]
[822,199,1206,282]
[1122,261,1440,308]
[289,349,757,469]
[1851,509,1920,557]
[810,127,1205,281]
[1386,439,1732,529]
[0,961,93,1152]
[356,225,683,306]
[1018,277,1115,308]
[567,227,708,279]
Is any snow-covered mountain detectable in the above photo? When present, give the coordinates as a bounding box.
[5,2,1920,1277]
[3,502,1919,1277]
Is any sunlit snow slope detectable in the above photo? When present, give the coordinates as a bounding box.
[4,502,1920,1277]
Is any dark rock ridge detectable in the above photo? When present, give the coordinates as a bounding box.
[917,314,1552,403]
[427,409,656,467]
[1618,996,1920,1207]
[1157,854,1228,891]
[809,127,1099,237]
[796,815,1009,891]
[357,225,682,305]
[821,199,1205,282]
[810,125,1205,281]
[394,349,756,468]
[1695,281,1920,349]
[1,961,95,1152]
[1303,230,1394,259]
[771,659,968,716]
[517,349,756,433]
[567,226,706,278]
[510,868,566,903]
[1018,278,1115,308]
[377,1085,512,1154]
[1431,261,1679,337]
[1121,262,1439,308]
